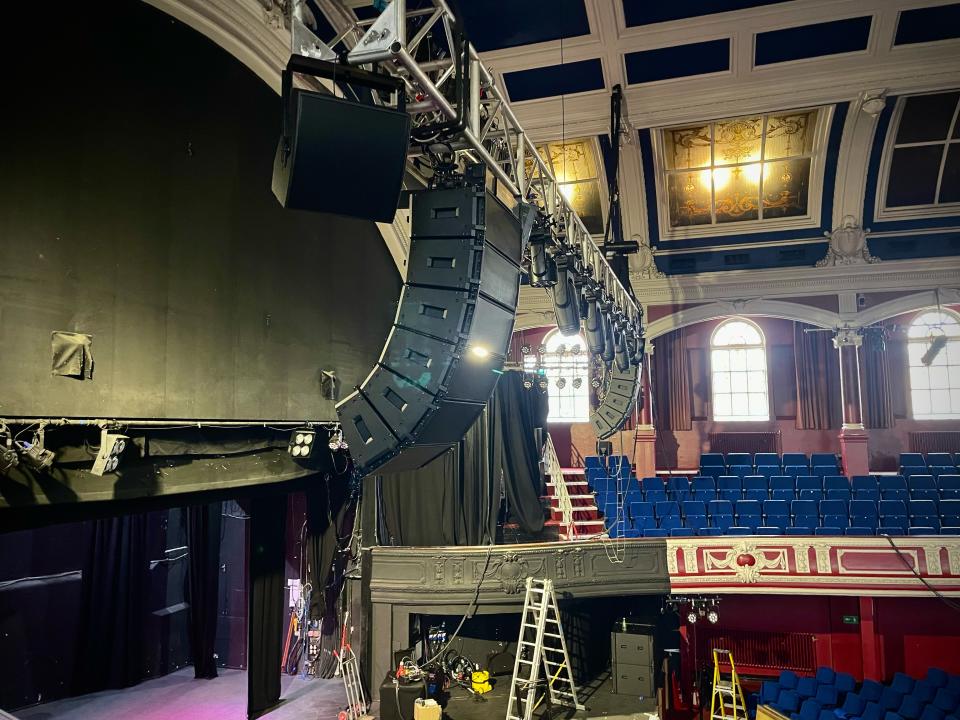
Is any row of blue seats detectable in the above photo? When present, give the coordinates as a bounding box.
[701,452,839,469]
[603,499,960,532]
[592,476,960,503]
[700,465,840,479]
[901,452,960,471]
[762,668,960,720]
[606,524,960,537]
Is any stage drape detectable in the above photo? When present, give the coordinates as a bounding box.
[379,371,545,546]
[305,479,356,679]
[653,328,692,431]
[794,323,840,430]
[490,371,547,535]
[247,492,287,720]
[863,331,895,429]
[186,502,222,679]
[74,514,150,693]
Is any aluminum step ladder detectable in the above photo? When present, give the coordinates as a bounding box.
[710,648,748,720]
[505,577,584,720]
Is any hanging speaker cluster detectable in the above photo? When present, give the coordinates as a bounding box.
[336,165,533,476]
[590,363,641,439]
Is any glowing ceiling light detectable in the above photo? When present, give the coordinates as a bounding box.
[470,345,490,359]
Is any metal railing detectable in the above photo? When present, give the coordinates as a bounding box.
[543,433,577,540]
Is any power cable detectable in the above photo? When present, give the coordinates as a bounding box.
[880,534,960,613]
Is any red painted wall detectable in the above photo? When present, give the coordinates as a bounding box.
[677,594,960,694]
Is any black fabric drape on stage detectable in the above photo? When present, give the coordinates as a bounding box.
[490,371,546,534]
[863,330,895,429]
[653,328,692,431]
[247,492,287,720]
[794,322,841,430]
[186,502,222,679]
[74,514,150,693]
[379,371,546,546]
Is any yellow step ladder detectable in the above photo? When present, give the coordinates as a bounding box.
[710,649,749,720]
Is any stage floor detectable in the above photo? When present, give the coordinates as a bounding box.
[373,671,658,720]
[11,667,347,720]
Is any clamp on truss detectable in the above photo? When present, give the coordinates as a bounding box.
[292,0,640,326]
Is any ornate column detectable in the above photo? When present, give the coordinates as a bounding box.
[634,344,657,480]
[834,328,869,476]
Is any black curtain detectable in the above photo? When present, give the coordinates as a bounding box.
[74,514,150,693]
[186,502,222,679]
[247,492,287,720]
[490,371,546,534]
[794,322,840,430]
[863,330,895,429]
[379,371,546,545]
[305,478,357,679]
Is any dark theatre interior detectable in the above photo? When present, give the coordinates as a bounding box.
[2,1,960,719]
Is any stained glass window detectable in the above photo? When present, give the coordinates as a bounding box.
[711,319,770,422]
[526,139,605,234]
[661,110,819,229]
[884,92,960,208]
[542,330,591,422]
[908,310,960,420]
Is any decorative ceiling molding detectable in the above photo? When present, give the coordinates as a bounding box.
[644,299,841,339]
[629,256,960,305]
[854,288,960,327]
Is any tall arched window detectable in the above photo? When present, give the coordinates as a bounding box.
[908,309,960,419]
[711,318,770,421]
[542,331,591,422]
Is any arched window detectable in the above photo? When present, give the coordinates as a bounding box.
[908,309,960,419]
[542,331,591,422]
[711,318,770,421]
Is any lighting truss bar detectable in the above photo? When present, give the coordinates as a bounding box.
[0,417,340,429]
[310,0,639,320]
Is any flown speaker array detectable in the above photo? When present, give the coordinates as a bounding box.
[335,165,534,475]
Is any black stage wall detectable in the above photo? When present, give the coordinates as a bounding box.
[0,0,400,421]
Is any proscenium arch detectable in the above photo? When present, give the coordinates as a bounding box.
[644,299,839,341]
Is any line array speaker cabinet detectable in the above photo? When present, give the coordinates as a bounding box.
[272,89,411,222]
[590,363,640,439]
[336,167,532,475]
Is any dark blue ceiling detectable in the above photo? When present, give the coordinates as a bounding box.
[456,0,590,52]
[625,39,729,85]
[504,58,605,102]
[622,0,790,27]
[895,3,960,45]
[755,17,872,66]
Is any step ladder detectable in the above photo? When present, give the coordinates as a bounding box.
[710,648,748,720]
[505,577,584,720]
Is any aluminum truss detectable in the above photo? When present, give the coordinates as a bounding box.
[301,0,639,321]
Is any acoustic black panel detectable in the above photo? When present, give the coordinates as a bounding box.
[272,89,411,222]
[590,364,640,439]
[337,172,532,475]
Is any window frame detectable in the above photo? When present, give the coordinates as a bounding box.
[709,317,771,423]
[651,104,834,241]
[875,90,960,221]
[541,330,592,424]
[906,308,960,421]
[531,136,610,239]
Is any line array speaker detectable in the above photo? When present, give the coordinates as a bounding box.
[590,363,641,439]
[272,62,411,222]
[336,167,532,475]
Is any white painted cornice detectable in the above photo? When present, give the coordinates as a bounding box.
[629,256,960,306]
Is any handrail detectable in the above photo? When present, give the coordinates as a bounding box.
[543,433,577,540]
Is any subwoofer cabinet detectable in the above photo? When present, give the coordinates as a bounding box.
[611,622,656,697]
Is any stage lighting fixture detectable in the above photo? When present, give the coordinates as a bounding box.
[538,378,549,390]
[600,308,615,365]
[16,436,55,472]
[528,229,555,288]
[571,344,581,356]
[573,378,583,390]
[686,611,698,624]
[470,345,490,359]
[707,609,719,624]
[551,253,582,336]
[921,334,948,366]
[591,378,601,389]
[556,377,567,390]
[523,378,533,390]
[1,444,17,473]
[91,430,129,476]
[538,344,547,355]
[614,321,631,372]
[288,428,316,458]
[521,344,531,355]
[557,343,566,354]
[328,428,348,451]
[583,289,604,355]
